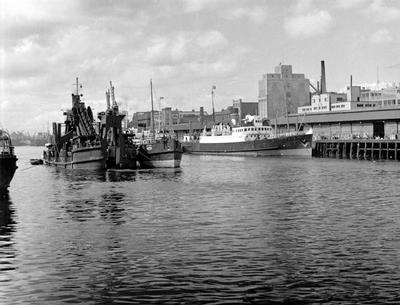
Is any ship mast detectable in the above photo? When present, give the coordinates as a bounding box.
[75,77,79,95]
[150,79,155,135]
[72,77,82,107]
[159,96,164,131]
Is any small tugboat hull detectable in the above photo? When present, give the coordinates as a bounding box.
[43,145,106,169]
[137,139,183,168]
[137,150,182,168]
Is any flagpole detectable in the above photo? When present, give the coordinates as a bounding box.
[211,85,216,124]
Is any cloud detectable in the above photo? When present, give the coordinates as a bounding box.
[182,0,225,13]
[222,6,267,24]
[387,63,400,69]
[293,0,313,13]
[335,0,370,9]
[145,30,229,66]
[196,31,228,49]
[142,31,249,87]
[284,9,333,38]
[182,0,267,24]
[370,28,393,43]
[365,0,400,22]
[145,35,189,65]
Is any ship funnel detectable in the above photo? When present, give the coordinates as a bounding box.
[320,60,326,93]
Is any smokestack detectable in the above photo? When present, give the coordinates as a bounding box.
[350,75,353,102]
[200,106,204,126]
[317,81,320,93]
[320,60,326,93]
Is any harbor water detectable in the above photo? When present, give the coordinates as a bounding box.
[1,146,400,304]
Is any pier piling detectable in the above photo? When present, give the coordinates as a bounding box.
[314,139,400,162]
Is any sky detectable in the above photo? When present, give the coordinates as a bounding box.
[1,0,400,132]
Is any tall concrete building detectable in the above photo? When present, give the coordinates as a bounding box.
[258,64,310,119]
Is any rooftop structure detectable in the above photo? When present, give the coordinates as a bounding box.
[258,63,310,119]
[298,85,400,114]
[273,108,400,140]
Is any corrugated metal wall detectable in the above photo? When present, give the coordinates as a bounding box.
[385,121,398,137]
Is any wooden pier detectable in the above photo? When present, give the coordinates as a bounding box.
[314,139,400,161]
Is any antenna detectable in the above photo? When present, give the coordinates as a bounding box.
[376,65,380,89]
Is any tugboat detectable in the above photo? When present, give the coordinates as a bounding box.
[136,131,183,168]
[182,115,313,157]
[43,79,137,170]
[43,78,106,169]
[97,81,137,169]
[135,80,183,168]
[0,130,18,193]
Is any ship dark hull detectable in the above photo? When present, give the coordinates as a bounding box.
[182,133,313,157]
[43,145,106,169]
[137,139,183,168]
[0,156,18,193]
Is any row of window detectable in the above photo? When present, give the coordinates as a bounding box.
[356,104,376,108]
[311,106,329,110]
[383,100,397,105]
[236,127,271,132]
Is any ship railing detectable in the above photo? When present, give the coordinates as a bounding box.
[275,131,307,137]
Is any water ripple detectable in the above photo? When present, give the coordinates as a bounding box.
[1,148,400,303]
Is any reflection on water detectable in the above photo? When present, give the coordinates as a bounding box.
[0,194,16,279]
[2,146,400,304]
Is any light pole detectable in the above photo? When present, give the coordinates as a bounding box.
[211,85,216,123]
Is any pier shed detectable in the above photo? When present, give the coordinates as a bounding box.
[271,108,400,140]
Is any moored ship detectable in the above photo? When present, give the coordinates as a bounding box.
[98,81,137,170]
[182,115,312,157]
[135,79,183,168]
[0,130,18,193]
[136,133,183,168]
[43,79,137,170]
[43,78,106,169]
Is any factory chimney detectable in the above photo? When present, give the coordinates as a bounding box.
[350,75,353,101]
[320,60,326,94]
